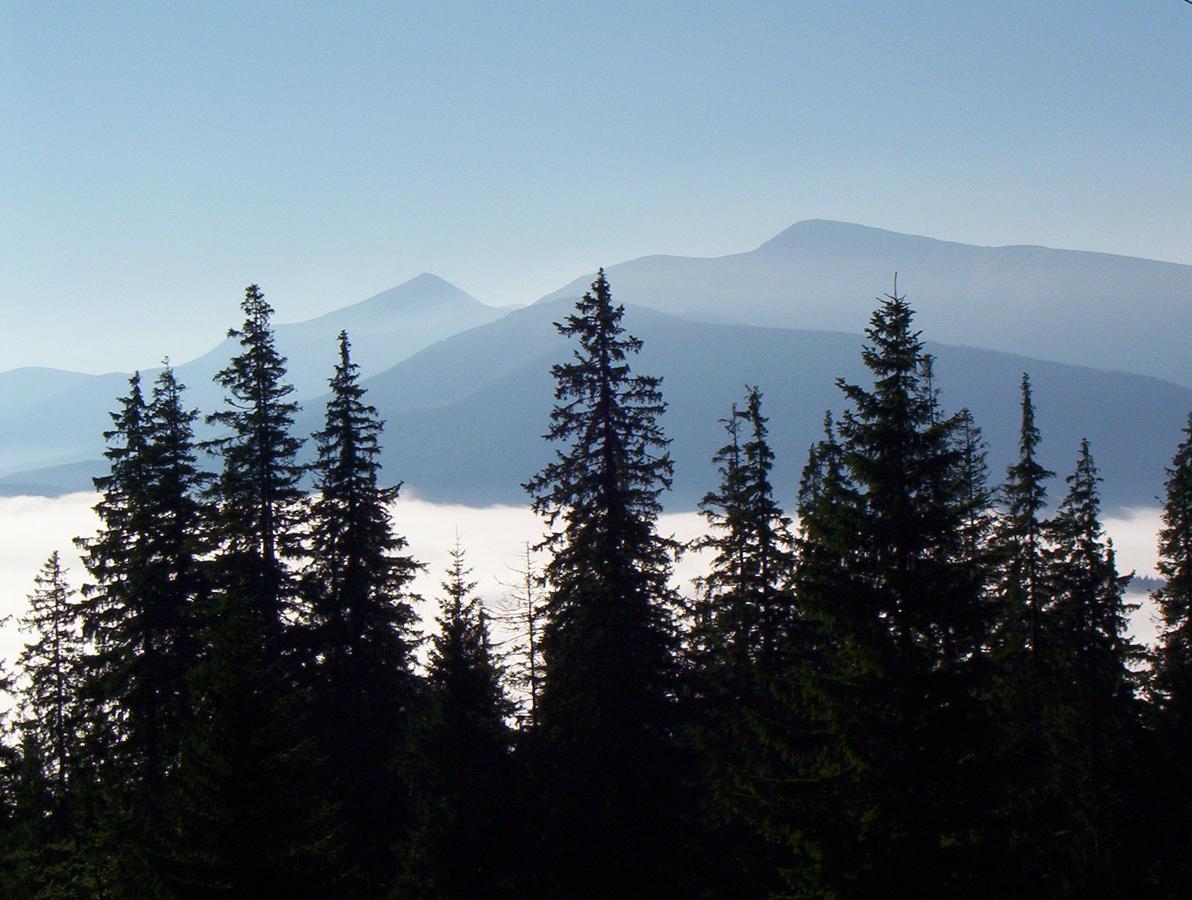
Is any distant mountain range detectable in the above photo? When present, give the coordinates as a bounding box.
[0,274,503,475]
[302,299,1189,512]
[541,220,1192,388]
[2,221,1189,511]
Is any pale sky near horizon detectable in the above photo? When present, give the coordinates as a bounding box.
[4,1,1191,373]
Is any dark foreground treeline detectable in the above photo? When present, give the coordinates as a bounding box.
[0,273,1189,898]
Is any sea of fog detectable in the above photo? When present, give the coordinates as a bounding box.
[0,493,1167,680]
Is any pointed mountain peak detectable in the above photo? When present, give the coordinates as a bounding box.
[404,272,458,290]
[367,272,482,306]
[326,274,491,323]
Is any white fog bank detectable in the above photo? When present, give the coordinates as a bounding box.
[0,494,1168,675]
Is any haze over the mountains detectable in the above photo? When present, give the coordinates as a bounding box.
[174,273,505,404]
[541,220,1192,388]
[2,220,1189,511]
[0,275,503,476]
[309,298,1190,512]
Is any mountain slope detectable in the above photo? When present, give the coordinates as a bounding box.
[0,372,132,474]
[294,299,1190,512]
[178,273,504,404]
[9,297,1187,510]
[0,367,103,415]
[539,220,1192,387]
[0,274,508,477]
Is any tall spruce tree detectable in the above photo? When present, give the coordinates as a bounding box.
[178,284,312,894]
[15,554,84,813]
[205,283,305,644]
[986,373,1057,884]
[75,370,152,747]
[689,386,795,897]
[10,553,89,893]
[1154,413,1192,729]
[765,412,860,892]
[1042,440,1143,894]
[72,371,158,891]
[74,366,209,891]
[300,331,421,895]
[694,387,796,674]
[524,270,684,897]
[1151,412,1192,893]
[402,543,513,899]
[143,366,209,722]
[775,281,994,897]
[992,375,1054,670]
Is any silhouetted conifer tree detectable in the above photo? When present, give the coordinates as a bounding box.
[177,284,313,894]
[1042,440,1143,894]
[205,284,305,645]
[70,367,209,890]
[75,370,151,758]
[767,281,994,897]
[300,331,421,894]
[17,555,84,810]
[689,386,794,897]
[524,270,684,897]
[1153,414,1192,723]
[8,553,92,893]
[985,373,1057,884]
[992,375,1053,670]
[1151,412,1192,894]
[742,411,864,897]
[694,387,795,672]
[402,543,513,899]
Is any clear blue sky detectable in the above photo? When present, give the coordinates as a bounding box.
[3,1,1190,372]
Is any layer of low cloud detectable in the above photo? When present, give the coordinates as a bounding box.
[0,494,1168,683]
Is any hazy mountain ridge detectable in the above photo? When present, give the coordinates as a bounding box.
[6,298,1186,511]
[3,222,1189,508]
[285,299,1189,512]
[0,372,133,475]
[0,274,508,477]
[0,367,107,415]
[539,220,1192,388]
[145,272,507,409]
